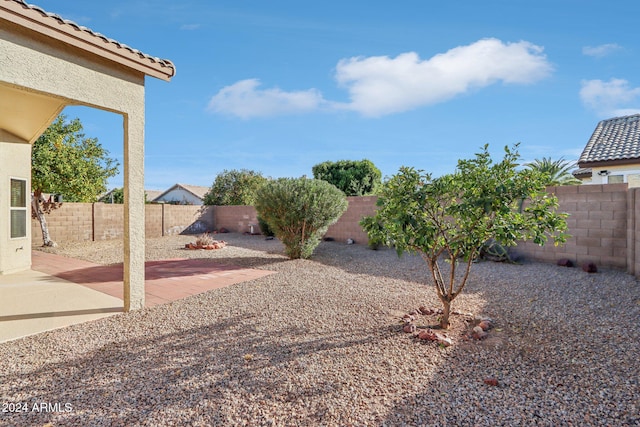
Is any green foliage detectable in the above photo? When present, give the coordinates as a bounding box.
[101,188,124,203]
[524,157,582,186]
[99,188,151,204]
[257,216,275,237]
[361,144,569,328]
[255,177,348,259]
[203,169,268,205]
[32,114,119,202]
[312,159,382,196]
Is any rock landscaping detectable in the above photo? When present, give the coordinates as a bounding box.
[2,233,639,426]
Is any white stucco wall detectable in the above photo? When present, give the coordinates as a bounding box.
[0,136,31,274]
[585,165,640,188]
[0,27,147,309]
[156,189,203,205]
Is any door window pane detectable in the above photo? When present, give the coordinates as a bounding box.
[11,179,26,207]
[10,178,27,238]
[10,210,26,238]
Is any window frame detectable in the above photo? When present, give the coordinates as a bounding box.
[607,175,624,184]
[9,177,28,239]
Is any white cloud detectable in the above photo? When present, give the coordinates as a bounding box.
[582,43,622,58]
[208,38,552,118]
[580,78,640,117]
[207,79,326,119]
[334,38,552,117]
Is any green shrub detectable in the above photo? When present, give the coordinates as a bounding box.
[257,216,275,237]
[255,177,348,259]
[203,169,268,205]
[312,159,382,196]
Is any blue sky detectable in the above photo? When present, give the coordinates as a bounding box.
[34,0,640,191]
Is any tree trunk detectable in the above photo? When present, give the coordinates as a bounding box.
[440,298,451,329]
[32,193,57,247]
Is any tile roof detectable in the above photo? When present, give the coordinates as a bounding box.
[572,167,592,179]
[2,0,175,80]
[578,114,640,166]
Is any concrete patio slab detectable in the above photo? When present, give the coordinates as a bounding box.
[0,251,276,343]
[0,269,123,343]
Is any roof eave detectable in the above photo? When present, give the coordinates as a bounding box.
[1,1,175,81]
[578,157,640,169]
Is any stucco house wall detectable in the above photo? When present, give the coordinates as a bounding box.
[0,134,31,273]
[583,165,640,187]
[0,0,174,310]
[155,188,203,205]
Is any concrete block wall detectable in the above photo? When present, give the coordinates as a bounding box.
[163,205,210,235]
[212,205,259,233]
[93,203,123,240]
[31,203,214,244]
[145,204,163,238]
[31,188,640,279]
[515,184,628,269]
[628,188,640,275]
[324,196,377,244]
[31,202,93,245]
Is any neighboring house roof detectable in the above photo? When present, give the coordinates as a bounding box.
[98,188,165,203]
[1,0,176,81]
[144,189,163,201]
[578,114,640,168]
[572,167,592,179]
[153,183,210,202]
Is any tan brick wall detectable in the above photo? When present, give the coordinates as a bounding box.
[145,204,163,238]
[514,184,628,270]
[93,203,123,240]
[31,188,640,277]
[31,203,93,245]
[212,205,259,233]
[325,196,377,244]
[163,205,211,235]
[31,203,213,244]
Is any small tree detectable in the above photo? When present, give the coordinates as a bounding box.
[32,114,119,246]
[203,169,268,205]
[312,159,382,196]
[99,188,151,204]
[524,157,582,186]
[361,144,569,329]
[255,177,348,259]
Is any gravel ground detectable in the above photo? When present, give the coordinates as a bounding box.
[1,234,639,426]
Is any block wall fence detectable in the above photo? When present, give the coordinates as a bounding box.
[32,186,640,278]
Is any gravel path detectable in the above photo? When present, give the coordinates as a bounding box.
[1,234,639,426]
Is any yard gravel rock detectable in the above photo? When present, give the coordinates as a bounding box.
[1,234,639,426]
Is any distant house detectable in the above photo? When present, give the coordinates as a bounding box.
[574,114,640,186]
[98,188,164,203]
[152,183,210,205]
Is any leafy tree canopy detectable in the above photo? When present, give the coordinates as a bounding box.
[361,144,569,328]
[312,159,382,196]
[32,114,119,202]
[203,169,268,205]
[524,157,582,186]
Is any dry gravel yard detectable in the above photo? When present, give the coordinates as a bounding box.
[1,233,639,426]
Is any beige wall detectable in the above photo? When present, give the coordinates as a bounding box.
[31,204,207,244]
[325,196,378,244]
[31,187,640,281]
[0,138,31,274]
[515,184,627,269]
[1,26,147,308]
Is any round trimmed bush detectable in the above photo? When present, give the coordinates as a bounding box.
[255,177,348,259]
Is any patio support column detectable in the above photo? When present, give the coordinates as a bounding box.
[123,107,145,311]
